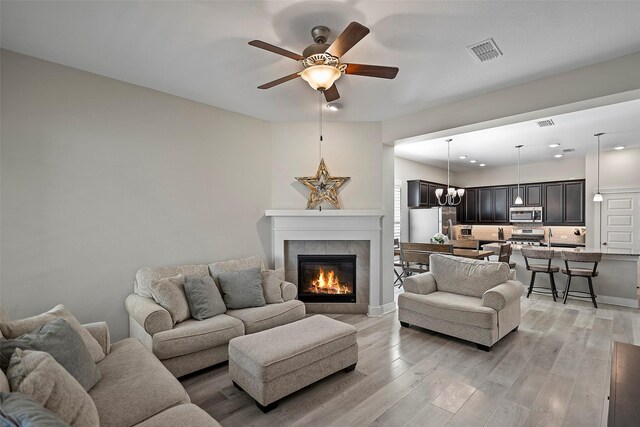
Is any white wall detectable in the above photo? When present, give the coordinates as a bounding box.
[394,156,450,242]
[0,50,273,340]
[585,147,640,247]
[270,121,382,209]
[454,157,585,188]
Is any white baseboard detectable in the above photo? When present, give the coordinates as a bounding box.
[368,301,397,317]
[597,295,638,308]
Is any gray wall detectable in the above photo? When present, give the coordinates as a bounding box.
[394,157,450,242]
[1,50,272,340]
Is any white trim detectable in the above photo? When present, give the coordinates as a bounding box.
[265,209,385,217]
[269,214,384,316]
[598,187,640,194]
[368,301,397,317]
[598,295,638,309]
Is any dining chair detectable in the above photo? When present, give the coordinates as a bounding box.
[451,239,480,250]
[399,242,453,277]
[498,243,516,269]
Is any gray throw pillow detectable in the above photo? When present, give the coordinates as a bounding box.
[184,276,227,320]
[218,267,266,310]
[0,318,101,391]
[0,391,69,427]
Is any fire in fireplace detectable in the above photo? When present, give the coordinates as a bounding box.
[297,255,356,303]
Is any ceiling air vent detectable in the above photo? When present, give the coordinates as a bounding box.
[536,119,555,127]
[467,38,503,63]
[562,148,576,153]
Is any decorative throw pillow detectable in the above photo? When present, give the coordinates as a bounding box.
[0,318,101,391]
[183,276,226,320]
[7,349,99,427]
[261,268,285,304]
[208,256,265,288]
[0,391,69,427]
[218,267,266,310]
[0,304,105,363]
[150,274,191,325]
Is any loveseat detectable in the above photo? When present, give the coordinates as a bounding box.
[125,256,306,377]
[398,254,523,351]
[0,309,220,427]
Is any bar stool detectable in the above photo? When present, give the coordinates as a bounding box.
[498,243,516,269]
[560,251,601,308]
[521,247,559,301]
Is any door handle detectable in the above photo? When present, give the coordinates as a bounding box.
[602,242,607,246]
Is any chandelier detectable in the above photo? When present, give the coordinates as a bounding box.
[435,139,465,206]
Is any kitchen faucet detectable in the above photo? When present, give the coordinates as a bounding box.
[547,228,553,248]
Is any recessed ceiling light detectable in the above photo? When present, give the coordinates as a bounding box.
[479,163,486,167]
[469,160,478,163]
[549,143,560,148]
[326,102,343,111]
[554,154,563,158]
[459,155,467,159]
[614,146,625,150]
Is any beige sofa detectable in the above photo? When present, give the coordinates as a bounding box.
[125,256,306,377]
[398,254,523,351]
[0,314,220,427]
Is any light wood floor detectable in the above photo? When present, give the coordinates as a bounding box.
[180,295,640,426]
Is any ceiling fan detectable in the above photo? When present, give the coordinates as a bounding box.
[249,22,399,102]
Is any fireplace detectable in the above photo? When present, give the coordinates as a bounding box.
[297,255,357,303]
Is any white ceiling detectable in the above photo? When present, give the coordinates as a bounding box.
[394,98,640,172]
[2,1,640,122]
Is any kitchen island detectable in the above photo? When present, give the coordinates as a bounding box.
[483,243,639,308]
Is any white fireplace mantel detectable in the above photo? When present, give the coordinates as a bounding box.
[265,210,387,316]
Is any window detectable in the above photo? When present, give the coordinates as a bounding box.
[394,183,401,242]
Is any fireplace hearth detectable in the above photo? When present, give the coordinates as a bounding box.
[297,255,357,303]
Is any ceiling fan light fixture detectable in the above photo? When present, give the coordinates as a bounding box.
[300,65,342,91]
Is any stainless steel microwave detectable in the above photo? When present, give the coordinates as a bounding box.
[509,207,543,223]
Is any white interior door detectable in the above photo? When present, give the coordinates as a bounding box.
[600,193,640,254]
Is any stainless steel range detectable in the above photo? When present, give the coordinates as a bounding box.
[508,228,545,246]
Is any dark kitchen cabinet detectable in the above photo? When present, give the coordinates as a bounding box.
[510,186,524,206]
[510,184,541,207]
[428,183,446,206]
[407,180,429,207]
[544,183,564,223]
[563,181,585,224]
[526,184,543,206]
[493,186,509,223]
[464,188,478,223]
[478,188,493,223]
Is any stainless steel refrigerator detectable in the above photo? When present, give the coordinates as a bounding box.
[408,207,457,243]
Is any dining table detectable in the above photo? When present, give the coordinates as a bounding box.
[394,247,494,260]
[452,249,495,260]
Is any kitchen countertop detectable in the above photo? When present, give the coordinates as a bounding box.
[482,242,640,257]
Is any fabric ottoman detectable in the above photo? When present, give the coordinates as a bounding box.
[228,315,358,412]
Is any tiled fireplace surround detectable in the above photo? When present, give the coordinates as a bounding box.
[265,210,386,316]
[285,240,369,313]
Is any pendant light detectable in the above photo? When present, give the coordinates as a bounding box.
[514,145,524,205]
[593,133,604,202]
[435,139,464,206]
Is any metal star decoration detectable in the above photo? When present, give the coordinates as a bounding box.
[296,158,350,209]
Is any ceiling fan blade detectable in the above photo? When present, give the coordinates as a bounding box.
[326,22,370,58]
[258,73,301,89]
[323,84,340,102]
[249,40,304,61]
[345,63,399,79]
